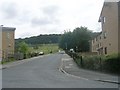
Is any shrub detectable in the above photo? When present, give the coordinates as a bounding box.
[103,53,120,74]
[67,51,120,74]
[82,55,102,70]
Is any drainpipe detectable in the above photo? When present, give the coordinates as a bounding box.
[0,26,2,62]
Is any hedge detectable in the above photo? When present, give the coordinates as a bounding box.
[66,51,120,75]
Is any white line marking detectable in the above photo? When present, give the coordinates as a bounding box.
[65,66,71,69]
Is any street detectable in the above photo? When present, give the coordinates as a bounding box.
[2,53,118,88]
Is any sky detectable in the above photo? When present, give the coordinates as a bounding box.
[0,0,105,39]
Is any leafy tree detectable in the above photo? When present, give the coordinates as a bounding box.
[18,41,29,53]
[18,41,29,58]
[59,31,73,50]
[72,26,92,52]
[59,26,98,52]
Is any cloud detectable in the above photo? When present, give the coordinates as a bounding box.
[31,5,60,26]
[0,0,104,38]
[31,17,52,26]
[42,5,59,16]
[0,2,18,19]
[105,0,120,2]
[15,10,32,25]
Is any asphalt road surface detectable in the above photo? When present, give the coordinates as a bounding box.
[2,53,118,88]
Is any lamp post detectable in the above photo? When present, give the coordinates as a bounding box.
[76,46,78,52]
[88,40,91,52]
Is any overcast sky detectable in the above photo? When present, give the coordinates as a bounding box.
[0,0,104,39]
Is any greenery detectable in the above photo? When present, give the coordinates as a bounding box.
[16,41,30,59]
[15,34,60,59]
[15,34,61,45]
[59,26,100,52]
[15,26,99,53]
[1,58,16,64]
[15,40,59,58]
[103,53,120,74]
[31,44,59,54]
[18,41,29,54]
[66,51,120,74]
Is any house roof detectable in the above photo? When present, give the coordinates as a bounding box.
[91,32,102,40]
[98,2,110,22]
[98,1,120,22]
[2,27,16,31]
[98,2,105,22]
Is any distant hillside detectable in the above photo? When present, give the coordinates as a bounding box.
[15,34,62,45]
[15,32,99,46]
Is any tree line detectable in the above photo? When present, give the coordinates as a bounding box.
[15,34,62,45]
[59,26,99,52]
[15,27,99,53]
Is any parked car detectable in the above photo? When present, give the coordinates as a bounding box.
[70,49,75,53]
[59,51,65,54]
[39,51,44,55]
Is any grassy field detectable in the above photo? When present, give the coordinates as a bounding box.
[1,44,60,64]
[31,44,59,54]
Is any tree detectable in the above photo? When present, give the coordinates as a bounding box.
[18,41,29,58]
[59,31,73,50]
[72,26,92,52]
[15,34,61,45]
[59,26,95,52]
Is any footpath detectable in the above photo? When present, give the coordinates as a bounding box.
[60,54,120,85]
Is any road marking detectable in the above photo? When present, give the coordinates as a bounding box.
[62,58,70,61]
[69,64,73,66]
[95,79,120,84]
[65,66,71,69]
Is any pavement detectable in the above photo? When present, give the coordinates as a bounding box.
[59,54,120,85]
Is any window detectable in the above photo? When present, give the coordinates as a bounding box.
[103,32,107,39]
[103,17,106,23]
[93,40,94,43]
[102,16,106,24]
[7,32,10,39]
[96,37,98,41]
[98,44,99,48]
[8,44,11,47]
[104,47,107,54]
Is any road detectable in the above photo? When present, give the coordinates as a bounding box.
[2,53,118,88]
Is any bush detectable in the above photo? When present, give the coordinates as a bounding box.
[82,54,120,74]
[66,51,120,74]
[103,54,120,74]
[82,55,102,70]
